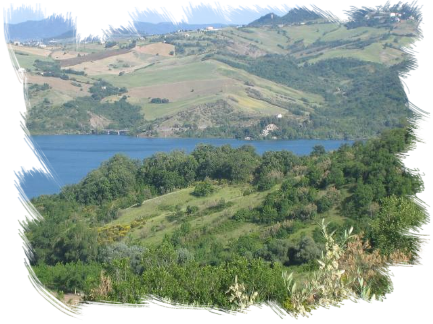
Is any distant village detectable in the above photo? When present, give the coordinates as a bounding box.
[10,24,228,48]
[260,3,425,30]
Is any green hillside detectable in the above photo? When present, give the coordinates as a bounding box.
[27,126,426,310]
[9,3,420,139]
[18,2,428,314]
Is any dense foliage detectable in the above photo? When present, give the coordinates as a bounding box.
[26,126,426,311]
[210,55,411,139]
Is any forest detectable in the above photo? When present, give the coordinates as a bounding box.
[26,125,427,313]
[199,55,411,139]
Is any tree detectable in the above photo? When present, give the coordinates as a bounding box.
[138,151,198,194]
[311,145,326,156]
[372,196,427,252]
[51,223,98,264]
[352,183,374,214]
[288,236,321,265]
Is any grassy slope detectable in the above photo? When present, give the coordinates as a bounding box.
[102,56,320,121]
[101,182,348,248]
[108,184,269,246]
[324,43,405,66]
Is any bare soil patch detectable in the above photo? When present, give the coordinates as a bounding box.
[88,112,112,129]
[134,42,175,57]
[59,48,131,67]
[62,51,156,76]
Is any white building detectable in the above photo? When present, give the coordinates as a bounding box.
[262,124,279,136]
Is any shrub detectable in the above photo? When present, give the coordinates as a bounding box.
[150,97,169,104]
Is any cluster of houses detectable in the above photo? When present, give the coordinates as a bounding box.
[244,114,284,140]
[364,10,415,23]
[261,123,279,137]
[12,40,47,48]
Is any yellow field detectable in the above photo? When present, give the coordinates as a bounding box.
[26,74,90,96]
[9,44,53,57]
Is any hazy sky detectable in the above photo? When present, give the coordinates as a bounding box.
[0,0,337,24]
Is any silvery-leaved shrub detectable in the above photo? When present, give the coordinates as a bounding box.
[282,222,401,324]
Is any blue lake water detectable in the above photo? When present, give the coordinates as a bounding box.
[20,135,353,199]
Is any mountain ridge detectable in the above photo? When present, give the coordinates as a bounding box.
[0,8,228,41]
[48,25,143,42]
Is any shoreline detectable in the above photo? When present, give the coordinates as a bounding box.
[28,132,364,141]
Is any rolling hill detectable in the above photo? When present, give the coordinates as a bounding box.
[9,6,420,140]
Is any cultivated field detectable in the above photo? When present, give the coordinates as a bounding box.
[27,74,90,95]
[10,44,52,57]
[134,42,175,56]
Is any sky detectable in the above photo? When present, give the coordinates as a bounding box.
[0,0,337,24]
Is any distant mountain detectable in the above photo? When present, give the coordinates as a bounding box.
[248,13,281,27]
[49,26,143,43]
[0,9,228,41]
[250,0,433,26]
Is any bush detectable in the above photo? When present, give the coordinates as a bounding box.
[150,97,169,104]
[317,196,332,213]
[192,181,215,197]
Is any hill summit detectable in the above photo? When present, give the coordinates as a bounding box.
[251,0,433,27]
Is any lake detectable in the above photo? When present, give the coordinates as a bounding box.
[20,135,353,199]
